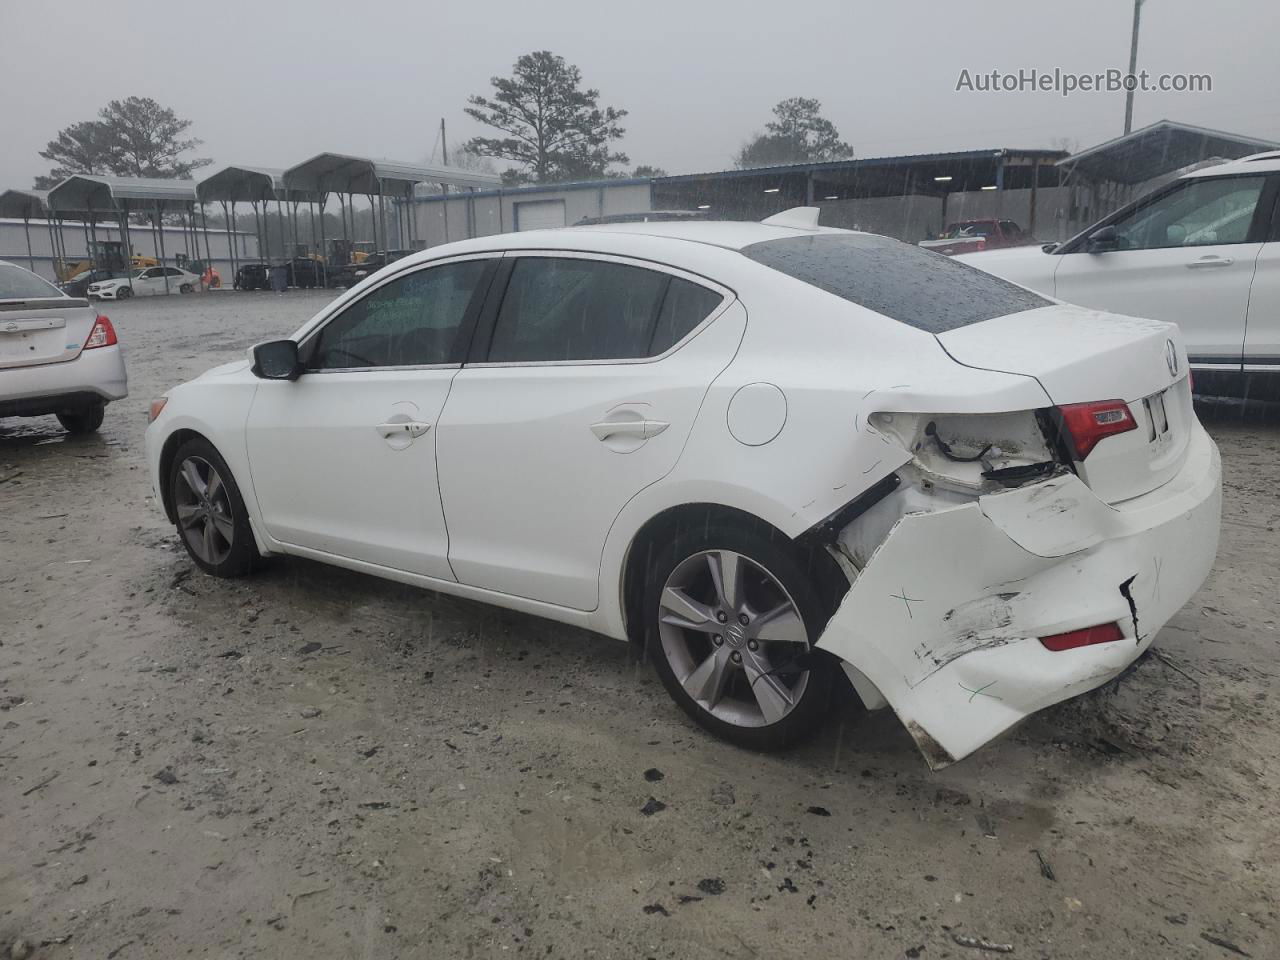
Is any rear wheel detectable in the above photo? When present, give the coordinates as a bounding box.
[179,283,194,294]
[645,521,839,750]
[57,403,105,435]
[169,437,259,577]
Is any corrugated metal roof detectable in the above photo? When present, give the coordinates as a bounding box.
[0,189,50,219]
[47,174,197,212]
[284,153,501,195]
[196,165,284,203]
[655,148,1067,184]
[1058,119,1280,185]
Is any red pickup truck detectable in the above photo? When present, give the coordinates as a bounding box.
[918,219,1034,256]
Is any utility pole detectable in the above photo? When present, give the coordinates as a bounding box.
[441,119,448,166]
[1123,0,1146,135]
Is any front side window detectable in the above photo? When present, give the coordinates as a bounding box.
[1112,175,1266,250]
[310,259,489,369]
[486,257,722,363]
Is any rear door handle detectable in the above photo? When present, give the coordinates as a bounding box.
[376,420,431,439]
[590,418,669,441]
[1186,256,1233,268]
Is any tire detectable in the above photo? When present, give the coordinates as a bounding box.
[168,436,260,578]
[56,403,105,435]
[644,519,841,751]
[179,283,194,294]
[116,287,133,299]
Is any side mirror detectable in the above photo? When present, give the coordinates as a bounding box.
[252,339,302,381]
[1086,225,1119,253]
[1040,242,1060,254]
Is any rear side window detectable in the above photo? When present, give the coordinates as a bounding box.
[0,263,63,300]
[649,277,723,355]
[487,257,722,363]
[742,233,1050,333]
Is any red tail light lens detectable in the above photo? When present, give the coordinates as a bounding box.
[1056,400,1136,460]
[1039,622,1124,652]
[84,315,118,349]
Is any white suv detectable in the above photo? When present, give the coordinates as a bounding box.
[957,151,1280,395]
[0,260,128,433]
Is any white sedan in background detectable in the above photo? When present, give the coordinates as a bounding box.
[89,265,201,299]
[956,151,1280,395]
[144,210,1221,767]
[1,260,127,433]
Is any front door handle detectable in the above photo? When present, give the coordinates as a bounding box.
[590,418,669,441]
[377,420,431,439]
[1186,256,1233,268]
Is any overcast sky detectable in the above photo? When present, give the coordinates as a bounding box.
[3,0,1277,188]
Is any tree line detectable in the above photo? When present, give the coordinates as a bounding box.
[34,52,854,190]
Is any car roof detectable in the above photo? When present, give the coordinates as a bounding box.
[1182,151,1280,178]
[403,220,858,272]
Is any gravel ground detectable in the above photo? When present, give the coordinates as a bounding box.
[2,291,1278,960]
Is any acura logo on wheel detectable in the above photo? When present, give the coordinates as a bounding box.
[1166,339,1178,377]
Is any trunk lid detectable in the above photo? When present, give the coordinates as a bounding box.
[0,298,100,370]
[938,303,1192,503]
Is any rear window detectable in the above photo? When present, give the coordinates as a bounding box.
[0,263,63,301]
[742,233,1050,333]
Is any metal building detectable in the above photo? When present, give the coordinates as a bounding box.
[405,178,654,247]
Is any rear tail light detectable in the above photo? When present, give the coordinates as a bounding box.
[1056,400,1136,460]
[1039,622,1124,652]
[84,315,118,349]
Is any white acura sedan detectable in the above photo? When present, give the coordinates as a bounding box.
[144,209,1221,767]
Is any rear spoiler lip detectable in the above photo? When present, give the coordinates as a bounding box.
[0,297,91,312]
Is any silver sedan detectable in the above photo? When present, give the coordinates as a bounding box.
[0,260,127,433]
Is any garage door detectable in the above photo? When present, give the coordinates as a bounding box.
[514,199,566,231]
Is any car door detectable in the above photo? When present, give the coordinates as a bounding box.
[1243,180,1280,372]
[435,252,745,611]
[1053,173,1273,368]
[135,267,164,295]
[244,255,496,579]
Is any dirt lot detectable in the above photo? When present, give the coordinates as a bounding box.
[2,291,1278,960]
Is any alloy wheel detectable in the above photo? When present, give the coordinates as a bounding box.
[657,550,811,728]
[174,456,235,566]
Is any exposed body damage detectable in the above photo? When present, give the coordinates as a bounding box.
[814,418,1221,768]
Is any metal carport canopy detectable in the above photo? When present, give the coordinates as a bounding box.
[282,153,501,195]
[197,166,290,203]
[46,174,197,213]
[1058,119,1280,185]
[0,188,51,220]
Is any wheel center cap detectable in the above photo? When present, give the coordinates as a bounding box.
[725,624,746,648]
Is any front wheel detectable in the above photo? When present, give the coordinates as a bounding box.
[168,437,260,577]
[116,286,133,300]
[645,521,840,750]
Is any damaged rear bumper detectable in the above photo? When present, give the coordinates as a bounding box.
[815,423,1222,768]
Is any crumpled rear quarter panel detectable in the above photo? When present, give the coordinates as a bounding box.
[816,425,1221,767]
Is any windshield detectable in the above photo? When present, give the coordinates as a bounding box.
[743,233,1049,332]
[0,262,65,300]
